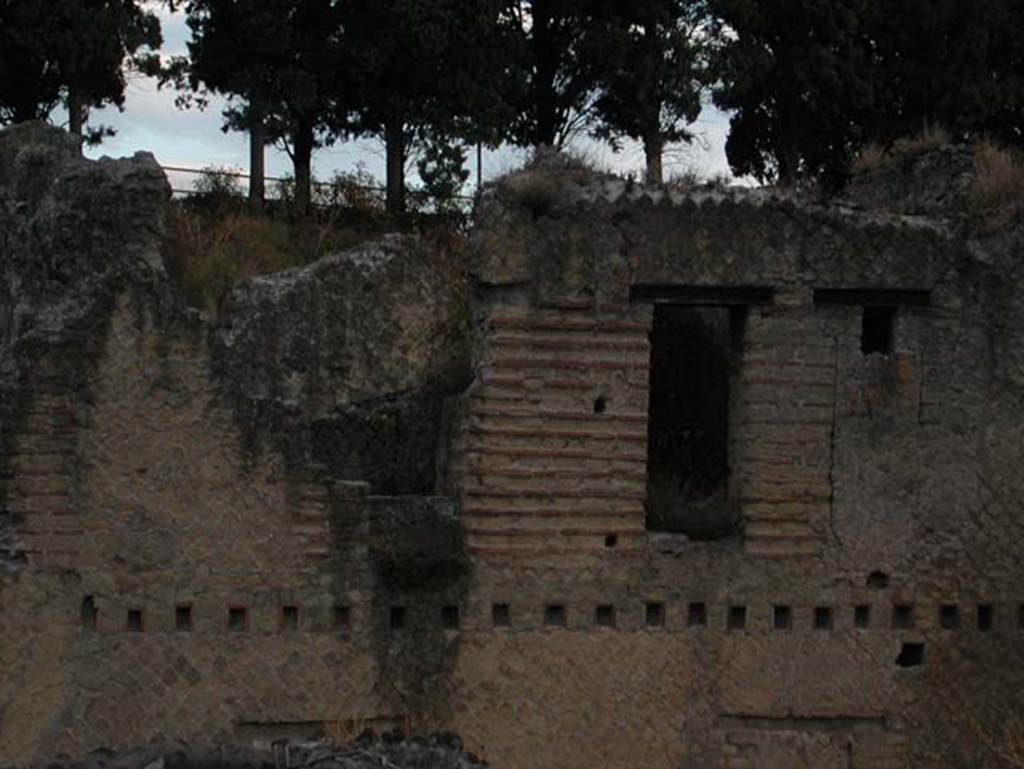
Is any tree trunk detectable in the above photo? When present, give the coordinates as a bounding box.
[292,118,315,216]
[644,132,664,185]
[248,107,266,208]
[68,86,84,153]
[532,1,559,147]
[385,116,406,215]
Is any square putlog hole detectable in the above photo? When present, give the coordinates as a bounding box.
[175,604,193,633]
[228,607,248,632]
[492,603,510,628]
[544,604,567,627]
[81,597,98,632]
[125,609,144,633]
[728,605,747,631]
[389,606,406,631]
[441,605,460,630]
[814,606,833,630]
[595,604,616,628]
[892,604,915,630]
[687,602,707,627]
[773,605,791,631]
[978,605,994,632]
[645,602,665,628]
[281,605,300,632]
[334,605,351,631]
[896,642,925,668]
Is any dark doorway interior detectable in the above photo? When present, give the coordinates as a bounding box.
[646,305,742,539]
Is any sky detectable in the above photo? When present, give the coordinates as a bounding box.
[82,6,739,195]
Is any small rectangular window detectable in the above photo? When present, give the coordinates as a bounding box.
[940,604,960,629]
[175,604,193,632]
[687,602,707,627]
[861,306,895,354]
[645,602,665,628]
[854,605,871,629]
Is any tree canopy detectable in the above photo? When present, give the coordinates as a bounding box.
[165,0,348,210]
[0,0,161,144]
[587,0,710,183]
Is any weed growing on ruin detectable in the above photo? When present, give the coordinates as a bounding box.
[970,140,1024,216]
[853,124,952,174]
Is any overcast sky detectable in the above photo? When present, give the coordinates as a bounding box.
[82,6,738,194]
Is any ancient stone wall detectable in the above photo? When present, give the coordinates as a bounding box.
[2,128,1023,769]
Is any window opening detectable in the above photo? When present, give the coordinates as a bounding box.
[861,306,895,355]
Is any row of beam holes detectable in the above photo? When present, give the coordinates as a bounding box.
[81,598,331,634]
[80,597,1007,637]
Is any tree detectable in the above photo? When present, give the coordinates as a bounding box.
[587,0,710,183]
[167,0,349,210]
[506,0,599,148]
[346,0,520,214]
[868,0,1024,149]
[711,0,877,187]
[0,0,161,146]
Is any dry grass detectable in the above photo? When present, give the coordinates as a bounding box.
[970,139,1024,214]
[163,197,466,314]
[853,124,952,173]
[497,147,606,217]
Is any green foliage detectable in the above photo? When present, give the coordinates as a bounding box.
[506,0,597,148]
[345,0,517,212]
[0,0,161,133]
[191,165,245,205]
[711,0,877,188]
[586,0,711,182]
[164,0,350,210]
[416,134,470,213]
[869,0,1024,149]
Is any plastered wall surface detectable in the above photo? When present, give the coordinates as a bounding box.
[2,127,1023,769]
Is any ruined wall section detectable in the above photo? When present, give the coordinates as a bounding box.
[0,125,473,765]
